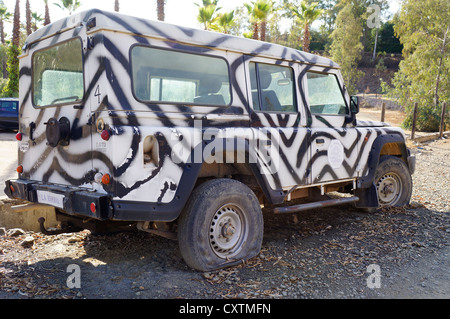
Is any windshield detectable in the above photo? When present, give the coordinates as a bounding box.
[32,38,84,107]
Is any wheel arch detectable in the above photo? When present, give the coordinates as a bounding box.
[355,133,411,209]
[359,133,410,189]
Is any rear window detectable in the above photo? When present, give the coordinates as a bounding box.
[131,46,231,106]
[32,38,84,107]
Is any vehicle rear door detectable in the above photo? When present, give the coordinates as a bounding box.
[21,28,94,189]
[245,56,310,193]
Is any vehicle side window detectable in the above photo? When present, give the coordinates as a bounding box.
[306,72,348,115]
[249,62,296,113]
[131,46,231,106]
[0,101,18,112]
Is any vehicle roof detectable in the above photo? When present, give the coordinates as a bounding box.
[25,9,340,69]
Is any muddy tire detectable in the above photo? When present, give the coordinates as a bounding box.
[177,178,263,272]
[373,155,413,207]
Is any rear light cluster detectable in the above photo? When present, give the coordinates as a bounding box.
[94,172,111,185]
[16,134,24,175]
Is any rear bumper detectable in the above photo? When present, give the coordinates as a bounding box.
[5,179,112,220]
[4,179,187,222]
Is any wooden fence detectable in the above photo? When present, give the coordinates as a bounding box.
[380,101,448,140]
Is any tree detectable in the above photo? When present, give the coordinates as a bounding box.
[54,0,82,15]
[32,12,43,32]
[245,0,272,41]
[0,2,12,79]
[26,0,32,35]
[0,4,11,45]
[195,0,220,31]
[215,10,235,34]
[157,0,165,21]
[2,0,20,97]
[114,0,119,12]
[329,3,364,95]
[44,0,51,25]
[374,21,403,54]
[387,0,449,132]
[12,0,20,47]
[289,1,323,52]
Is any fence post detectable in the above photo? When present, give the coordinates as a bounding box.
[411,102,418,140]
[380,102,386,122]
[439,102,447,138]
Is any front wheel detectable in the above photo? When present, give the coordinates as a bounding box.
[177,178,263,272]
[373,155,413,207]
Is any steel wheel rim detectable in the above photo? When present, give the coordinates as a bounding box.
[376,172,402,206]
[209,204,247,259]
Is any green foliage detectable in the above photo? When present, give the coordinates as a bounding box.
[329,3,364,95]
[214,10,235,34]
[53,0,81,15]
[289,1,323,52]
[1,44,20,97]
[402,104,447,133]
[376,21,402,54]
[385,0,450,132]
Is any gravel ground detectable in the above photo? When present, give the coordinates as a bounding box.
[0,138,449,301]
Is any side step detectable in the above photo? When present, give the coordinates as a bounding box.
[274,196,359,214]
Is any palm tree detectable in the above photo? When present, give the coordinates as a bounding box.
[290,1,323,52]
[114,0,119,12]
[31,12,43,32]
[26,0,32,35]
[2,0,20,97]
[54,0,82,16]
[0,4,12,79]
[245,0,272,41]
[157,0,165,21]
[215,10,235,34]
[12,0,20,47]
[195,0,220,31]
[0,4,12,45]
[44,0,51,25]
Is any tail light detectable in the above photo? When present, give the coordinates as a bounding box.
[101,130,110,141]
[101,174,111,185]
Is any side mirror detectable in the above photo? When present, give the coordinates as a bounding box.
[350,96,359,114]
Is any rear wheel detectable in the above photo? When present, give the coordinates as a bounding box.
[178,178,263,272]
[374,156,412,207]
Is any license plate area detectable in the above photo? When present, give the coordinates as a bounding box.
[36,190,65,209]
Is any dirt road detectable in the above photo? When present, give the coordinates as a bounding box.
[0,113,449,303]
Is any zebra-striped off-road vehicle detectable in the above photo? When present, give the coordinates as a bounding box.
[5,9,415,271]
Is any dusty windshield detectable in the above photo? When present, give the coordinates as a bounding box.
[32,38,84,107]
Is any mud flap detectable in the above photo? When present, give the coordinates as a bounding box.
[354,183,379,208]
